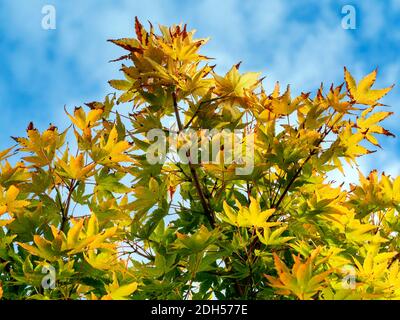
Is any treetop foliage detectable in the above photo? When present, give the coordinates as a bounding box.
[0,17,398,300]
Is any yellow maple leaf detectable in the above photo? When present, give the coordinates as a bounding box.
[102,273,138,300]
[0,147,15,162]
[56,153,96,180]
[326,83,354,113]
[84,249,118,271]
[356,110,394,146]
[67,107,103,131]
[158,27,209,62]
[222,197,277,228]
[0,185,29,216]
[13,123,66,167]
[339,124,371,162]
[270,84,306,116]
[344,67,394,105]
[265,247,332,300]
[214,64,261,104]
[92,126,133,165]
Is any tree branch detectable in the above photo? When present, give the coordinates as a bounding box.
[172,91,215,227]
[59,180,78,233]
[272,113,341,210]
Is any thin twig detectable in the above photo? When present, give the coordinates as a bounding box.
[172,91,215,227]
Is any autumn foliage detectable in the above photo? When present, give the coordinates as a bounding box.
[0,18,399,300]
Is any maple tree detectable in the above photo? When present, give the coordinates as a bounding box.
[0,18,399,300]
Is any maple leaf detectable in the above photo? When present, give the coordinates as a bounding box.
[67,107,103,131]
[221,197,277,229]
[270,84,306,116]
[13,124,66,167]
[56,152,96,180]
[344,67,394,105]
[102,273,138,300]
[356,110,395,146]
[92,125,133,165]
[0,185,29,216]
[326,83,354,113]
[0,147,15,162]
[339,124,372,162]
[265,247,332,300]
[84,249,119,271]
[214,63,261,105]
[256,225,294,246]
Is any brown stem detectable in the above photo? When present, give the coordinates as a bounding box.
[183,95,228,130]
[388,253,400,268]
[272,114,340,210]
[59,180,78,233]
[272,152,313,210]
[172,92,215,227]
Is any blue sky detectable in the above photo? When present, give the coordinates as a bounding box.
[0,0,399,183]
